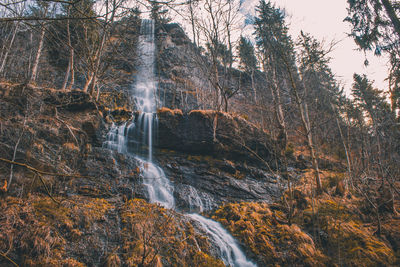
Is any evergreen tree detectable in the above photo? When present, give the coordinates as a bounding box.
[238,36,258,101]
[352,74,393,132]
[238,36,257,73]
[150,0,171,25]
[345,0,400,115]
[351,73,399,216]
[254,0,293,150]
[297,31,342,136]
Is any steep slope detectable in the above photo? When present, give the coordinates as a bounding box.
[0,83,281,266]
[0,83,226,266]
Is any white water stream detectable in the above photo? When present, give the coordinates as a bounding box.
[105,19,256,267]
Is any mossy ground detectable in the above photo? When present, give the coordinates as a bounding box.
[212,167,399,267]
[0,195,224,266]
[121,199,223,267]
[1,84,398,266]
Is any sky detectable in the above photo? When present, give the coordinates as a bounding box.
[240,0,390,93]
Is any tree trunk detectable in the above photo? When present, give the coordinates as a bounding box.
[89,75,97,96]
[380,0,400,38]
[268,64,287,151]
[88,34,104,96]
[302,101,323,194]
[67,48,75,90]
[189,0,197,46]
[29,24,46,83]
[251,69,257,103]
[0,21,19,75]
[333,104,352,190]
[61,59,70,90]
[96,84,101,101]
[223,92,228,112]
[63,12,75,90]
[284,62,322,193]
[83,71,94,92]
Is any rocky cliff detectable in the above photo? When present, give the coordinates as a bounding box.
[0,83,280,266]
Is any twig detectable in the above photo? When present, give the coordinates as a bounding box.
[218,132,275,173]
[55,108,79,146]
[0,251,19,267]
[36,172,61,205]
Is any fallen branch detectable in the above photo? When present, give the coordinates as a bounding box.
[8,114,26,190]
[0,158,93,179]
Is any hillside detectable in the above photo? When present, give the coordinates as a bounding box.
[1,81,399,266]
[1,1,400,266]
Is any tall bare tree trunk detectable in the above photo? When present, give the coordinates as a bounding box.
[29,24,46,83]
[62,10,74,90]
[188,0,197,46]
[278,45,322,193]
[67,48,74,90]
[87,0,117,96]
[88,32,106,95]
[332,103,352,190]
[268,63,287,151]
[302,100,322,193]
[0,21,19,75]
[251,69,257,103]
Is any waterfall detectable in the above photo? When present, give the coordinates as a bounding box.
[189,214,257,267]
[105,19,256,267]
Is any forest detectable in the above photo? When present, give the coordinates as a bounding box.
[0,0,399,266]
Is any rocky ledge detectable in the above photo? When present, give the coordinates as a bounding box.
[156,108,277,164]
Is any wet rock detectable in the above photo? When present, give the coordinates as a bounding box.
[155,150,282,212]
[110,108,133,122]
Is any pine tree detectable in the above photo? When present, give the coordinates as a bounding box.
[238,36,257,73]
[150,0,171,25]
[238,36,258,102]
[345,0,400,115]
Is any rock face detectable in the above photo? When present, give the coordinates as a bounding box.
[149,108,281,212]
[156,24,209,111]
[156,150,281,212]
[156,108,277,163]
[155,22,263,121]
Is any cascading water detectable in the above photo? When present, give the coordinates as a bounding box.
[189,214,256,267]
[105,19,174,209]
[105,19,256,267]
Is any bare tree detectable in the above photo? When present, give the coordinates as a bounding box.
[188,0,241,111]
[28,1,54,84]
[83,0,127,98]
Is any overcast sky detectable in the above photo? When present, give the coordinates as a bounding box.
[241,0,389,93]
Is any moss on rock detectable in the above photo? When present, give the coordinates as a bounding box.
[213,202,328,266]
